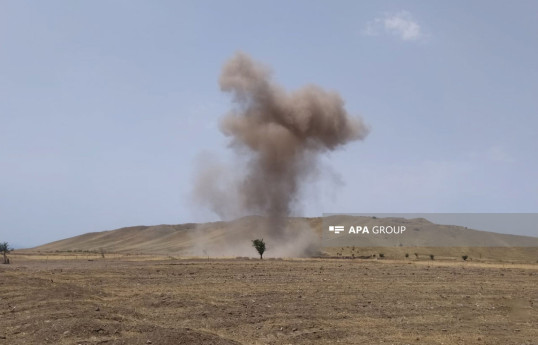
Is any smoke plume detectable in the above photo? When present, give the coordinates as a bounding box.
[194,53,369,252]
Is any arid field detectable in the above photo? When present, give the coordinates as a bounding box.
[1,253,537,345]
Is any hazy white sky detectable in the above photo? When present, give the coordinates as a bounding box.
[1,1,537,247]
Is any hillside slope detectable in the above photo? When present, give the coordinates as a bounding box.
[31,216,538,259]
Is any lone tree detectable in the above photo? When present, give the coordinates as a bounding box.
[1,242,12,264]
[252,239,266,260]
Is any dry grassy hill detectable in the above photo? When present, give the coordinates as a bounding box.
[30,216,538,262]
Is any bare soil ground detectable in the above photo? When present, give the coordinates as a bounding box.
[1,254,537,345]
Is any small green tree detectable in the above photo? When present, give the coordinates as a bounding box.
[462,255,468,261]
[0,242,12,264]
[252,239,266,260]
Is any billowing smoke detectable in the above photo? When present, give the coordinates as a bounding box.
[193,52,369,255]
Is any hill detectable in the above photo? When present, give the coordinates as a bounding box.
[30,216,538,261]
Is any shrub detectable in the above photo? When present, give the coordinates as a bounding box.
[462,255,468,261]
[430,254,435,260]
[252,239,266,259]
[0,242,12,264]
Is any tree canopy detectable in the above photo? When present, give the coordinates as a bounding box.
[252,239,266,259]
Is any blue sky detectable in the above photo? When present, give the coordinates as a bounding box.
[1,1,537,247]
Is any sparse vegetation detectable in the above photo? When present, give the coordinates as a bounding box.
[405,253,409,258]
[430,254,435,260]
[414,253,419,258]
[462,255,468,261]
[379,253,385,258]
[1,242,12,264]
[252,239,266,259]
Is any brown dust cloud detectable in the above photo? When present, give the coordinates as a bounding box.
[192,52,369,257]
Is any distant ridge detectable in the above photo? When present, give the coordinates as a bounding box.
[31,216,538,258]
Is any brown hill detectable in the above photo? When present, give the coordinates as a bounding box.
[31,216,538,260]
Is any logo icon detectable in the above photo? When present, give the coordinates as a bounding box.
[329,225,345,234]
